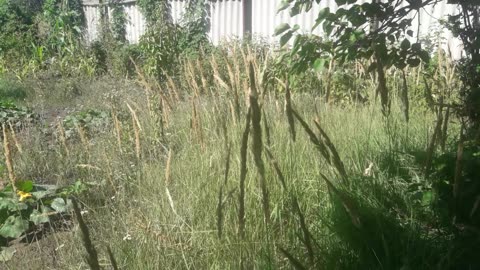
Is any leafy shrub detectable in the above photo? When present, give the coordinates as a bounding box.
[0,179,86,246]
[63,109,110,138]
[0,0,39,63]
[0,101,37,129]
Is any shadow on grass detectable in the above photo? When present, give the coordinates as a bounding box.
[331,142,480,269]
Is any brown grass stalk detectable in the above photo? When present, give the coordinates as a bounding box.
[127,103,142,160]
[112,110,123,154]
[164,72,181,103]
[154,81,174,111]
[75,123,89,152]
[229,100,238,127]
[57,121,70,157]
[7,123,22,154]
[187,60,201,97]
[162,97,171,128]
[197,59,209,93]
[191,98,205,149]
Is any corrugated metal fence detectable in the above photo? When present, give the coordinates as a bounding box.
[82,0,463,59]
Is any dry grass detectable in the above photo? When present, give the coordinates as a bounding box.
[1,46,462,270]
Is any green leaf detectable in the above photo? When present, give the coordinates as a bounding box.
[16,180,33,192]
[0,247,16,262]
[367,62,377,73]
[407,58,420,67]
[323,21,334,36]
[30,209,50,225]
[51,198,72,213]
[422,191,433,206]
[335,0,348,5]
[274,23,291,36]
[280,32,293,47]
[418,50,430,63]
[400,38,410,50]
[277,0,290,13]
[407,30,414,37]
[0,197,17,211]
[290,2,301,16]
[316,7,330,24]
[31,190,56,200]
[313,58,326,72]
[0,215,29,238]
[411,43,421,52]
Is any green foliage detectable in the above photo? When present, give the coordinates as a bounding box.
[278,1,432,69]
[111,3,127,43]
[178,0,212,56]
[0,101,37,128]
[0,0,39,60]
[0,179,86,247]
[63,109,110,138]
[137,0,171,26]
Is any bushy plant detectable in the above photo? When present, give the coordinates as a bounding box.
[63,109,110,138]
[0,101,37,129]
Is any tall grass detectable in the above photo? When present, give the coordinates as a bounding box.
[2,46,465,269]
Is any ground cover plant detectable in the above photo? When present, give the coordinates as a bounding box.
[0,0,478,269]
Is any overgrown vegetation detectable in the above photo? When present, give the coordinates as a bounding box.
[0,0,479,269]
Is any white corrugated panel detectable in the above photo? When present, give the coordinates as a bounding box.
[83,5,100,42]
[210,0,243,44]
[80,0,463,58]
[123,3,146,43]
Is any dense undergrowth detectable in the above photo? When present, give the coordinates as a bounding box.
[0,0,479,269]
[0,44,477,269]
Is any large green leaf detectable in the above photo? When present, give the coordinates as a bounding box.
[280,31,293,47]
[30,209,50,225]
[275,23,291,36]
[277,0,291,14]
[51,198,72,213]
[400,38,410,50]
[31,188,57,200]
[16,180,33,192]
[0,197,27,212]
[0,197,17,211]
[0,215,29,238]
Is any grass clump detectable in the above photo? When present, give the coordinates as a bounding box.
[0,45,477,269]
